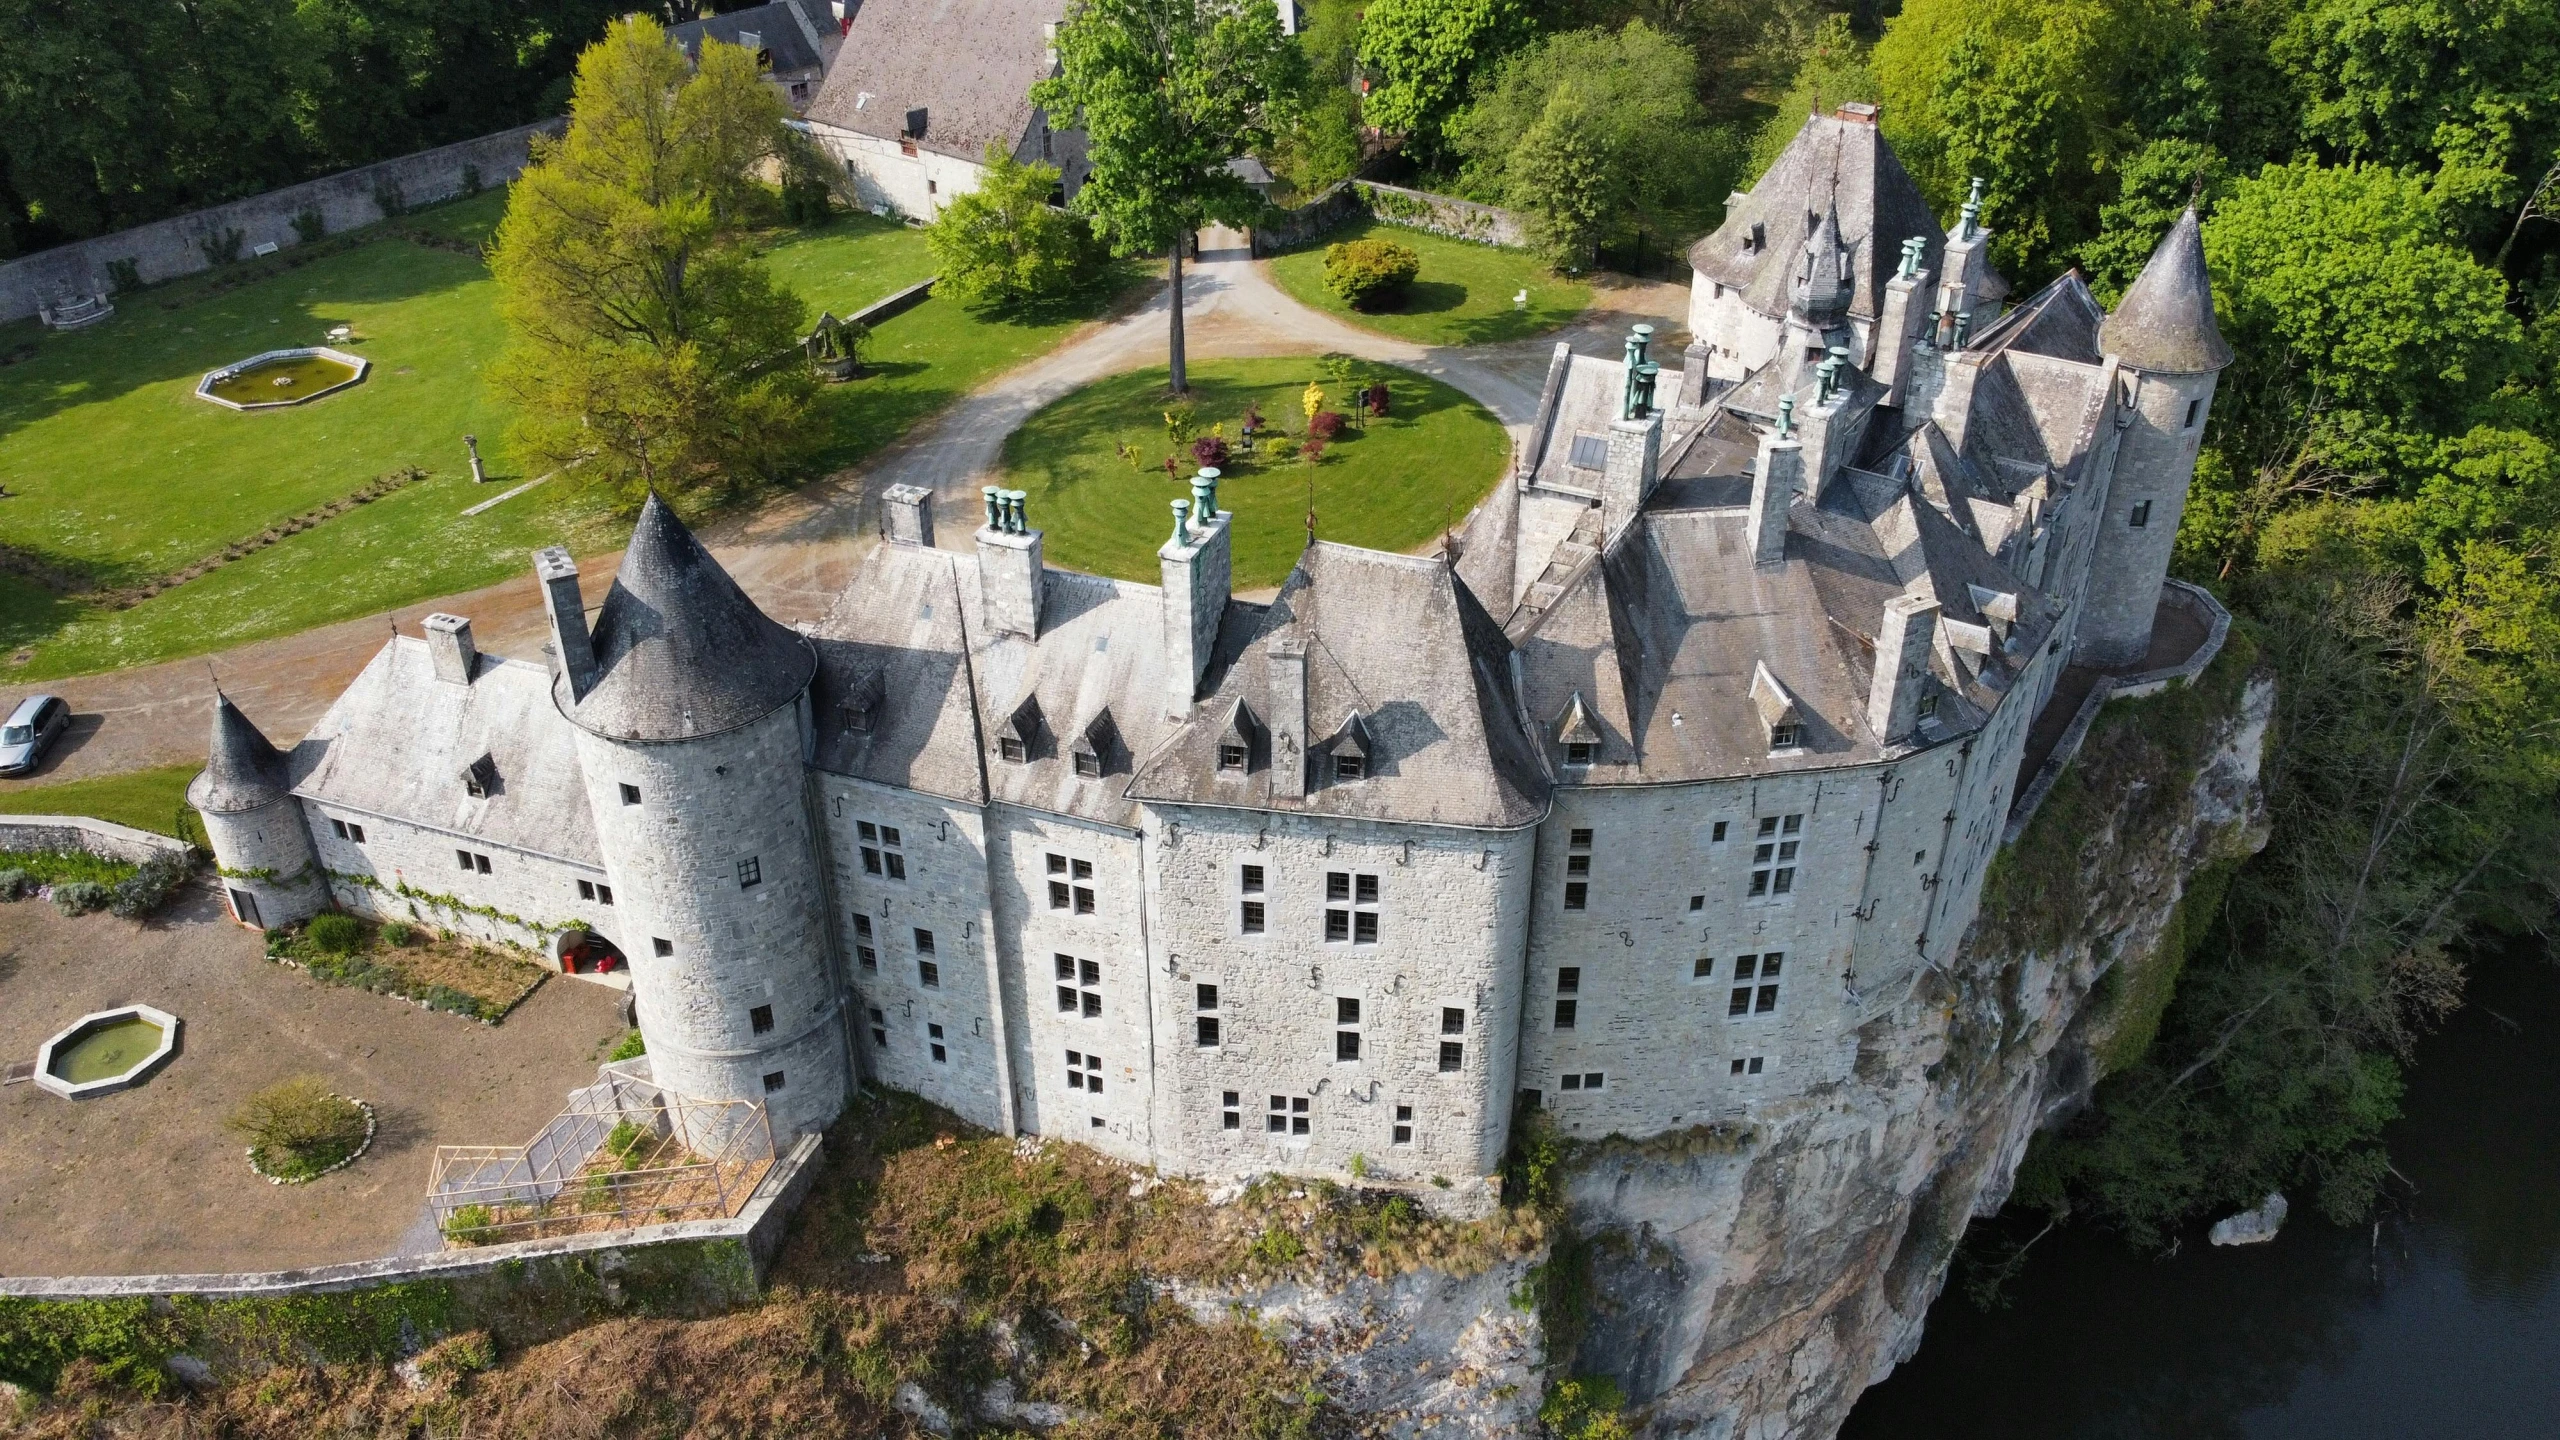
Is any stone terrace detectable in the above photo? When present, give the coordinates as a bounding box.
[0,888,627,1277]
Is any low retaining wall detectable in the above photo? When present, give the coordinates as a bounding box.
[2005,580,2233,844]
[0,815,194,866]
[1252,179,1527,255]
[848,276,936,327]
[0,1131,822,1306]
[0,119,562,325]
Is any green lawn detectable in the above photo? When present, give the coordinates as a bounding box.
[0,761,203,841]
[999,358,1510,590]
[1264,218,1590,347]
[0,198,1130,680]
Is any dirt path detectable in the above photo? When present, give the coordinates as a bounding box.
[0,240,1686,788]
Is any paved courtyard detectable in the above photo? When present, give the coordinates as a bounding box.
[0,884,628,1277]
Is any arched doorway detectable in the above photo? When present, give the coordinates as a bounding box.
[553,929,627,976]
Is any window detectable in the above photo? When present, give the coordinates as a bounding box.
[736,855,761,889]
[620,783,641,806]
[578,879,594,901]
[1325,871,1381,944]
[999,736,1027,763]
[2184,397,2202,429]
[919,960,941,988]
[749,1004,774,1035]
[1241,864,1264,894]
[1047,853,1094,912]
[1689,895,1704,911]
[868,1005,888,1047]
[1065,1049,1102,1092]
[1569,828,1593,849]
[653,937,674,957]
[1337,1029,1363,1061]
[855,914,877,971]
[1074,751,1103,778]
[1442,1006,1466,1035]
[1196,984,1221,1046]
[1565,741,1596,765]
[1239,862,1265,934]
[1749,815,1802,897]
[763,1071,787,1093]
[599,883,614,905]
[914,927,936,955]
[351,822,367,843]
[1218,742,1248,772]
[1222,1091,1241,1130]
[1711,820,1729,843]
[1268,1094,1310,1136]
[1564,882,1588,910]
[1693,956,1714,979]
[928,1023,946,1064]
[860,823,906,881]
[1439,1041,1465,1072]
[1056,954,1101,1016]
[1336,996,1361,1062]
[1730,1056,1766,1076]
[1728,952,1783,1015]
[329,818,348,839]
[1557,967,1581,994]
[2129,500,2152,528]
[1554,998,1578,1029]
[1559,1072,1606,1091]
[1336,751,1366,781]
[1393,1104,1414,1145]
[1769,722,1805,749]
[455,849,491,873]
[1198,1015,1222,1046]
[1567,855,1590,877]
[1241,899,1265,934]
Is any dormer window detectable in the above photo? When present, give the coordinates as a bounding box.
[1215,699,1257,775]
[841,667,885,735]
[1743,221,1765,255]
[1335,752,1365,781]
[1071,709,1114,780]
[1565,742,1595,766]
[1074,751,1102,778]
[1327,711,1374,785]
[1000,737,1028,763]
[1554,692,1601,767]
[459,753,497,799]
[1751,662,1808,754]
[997,692,1042,765]
[1769,722,1804,749]
[1218,743,1248,772]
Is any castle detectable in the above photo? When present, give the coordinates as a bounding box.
[190,108,2230,1213]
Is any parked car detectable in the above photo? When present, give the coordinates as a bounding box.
[0,694,70,776]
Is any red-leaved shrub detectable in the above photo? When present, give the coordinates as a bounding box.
[1308,411,1347,441]
[1191,434,1230,467]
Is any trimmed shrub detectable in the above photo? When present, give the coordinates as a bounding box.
[51,880,110,916]
[1322,237,1421,310]
[1308,410,1348,442]
[228,1075,369,1178]
[0,869,32,901]
[1262,436,1302,461]
[308,912,364,953]
[1191,434,1230,468]
[107,851,193,919]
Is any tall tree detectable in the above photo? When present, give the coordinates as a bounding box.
[927,146,1087,309]
[1035,0,1306,395]
[490,17,810,502]
[1356,0,1534,161]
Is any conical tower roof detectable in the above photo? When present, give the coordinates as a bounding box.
[2100,208,2232,374]
[564,492,817,742]
[189,692,293,814]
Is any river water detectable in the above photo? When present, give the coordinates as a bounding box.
[1840,942,2560,1439]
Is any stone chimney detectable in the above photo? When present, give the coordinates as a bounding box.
[1160,470,1233,718]
[422,612,478,685]
[1871,236,1933,406]
[1267,636,1308,801]
[1867,594,1941,742]
[1935,177,1994,343]
[1678,338,1711,409]
[534,547,598,700]
[1749,403,1803,568]
[1600,326,1665,540]
[881,483,935,548]
[976,486,1044,639]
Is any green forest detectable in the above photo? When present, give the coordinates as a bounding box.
[1317,0,2560,1248]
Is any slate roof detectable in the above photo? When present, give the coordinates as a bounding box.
[1129,544,1547,830]
[290,639,604,867]
[1690,111,1988,324]
[2101,208,2232,374]
[1968,271,2105,366]
[806,0,1065,163]
[189,693,294,815]
[564,494,818,744]
[669,0,838,76]
[807,541,988,806]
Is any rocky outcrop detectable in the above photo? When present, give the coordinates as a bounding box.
[1551,671,2273,1437]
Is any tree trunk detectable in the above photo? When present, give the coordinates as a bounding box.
[1167,237,1188,395]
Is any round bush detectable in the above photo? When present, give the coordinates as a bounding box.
[380,920,415,947]
[228,1074,370,1179]
[1322,237,1422,310]
[1191,434,1230,468]
[1308,410,1348,442]
[108,851,193,919]
[307,912,364,953]
[0,869,33,901]
[50,880,110,916]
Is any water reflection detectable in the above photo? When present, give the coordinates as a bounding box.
[1840,942,2560,1440]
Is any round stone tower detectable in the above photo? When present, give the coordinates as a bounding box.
[2082,207,2232,668]
[188,692,328,929]
[544,494,848,1139]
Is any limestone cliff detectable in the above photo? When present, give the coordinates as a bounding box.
[1229,661,2272,1439]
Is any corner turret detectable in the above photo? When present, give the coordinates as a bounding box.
[189,692,327,929]
[2099,207,2231,375]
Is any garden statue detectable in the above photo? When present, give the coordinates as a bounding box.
[803,312,868,382]
[464,433,486,483]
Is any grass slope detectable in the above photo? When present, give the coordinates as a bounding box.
[0,199,1127,680]
[0,761,202,840]
[1264,218,1589,346]
[1000,358,1510,590]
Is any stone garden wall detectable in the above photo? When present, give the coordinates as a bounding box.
[0,815,194,866]
[0,120,565,325]
[1252,180,1527,255]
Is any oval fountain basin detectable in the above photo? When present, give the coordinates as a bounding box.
[35,1005,180,1098]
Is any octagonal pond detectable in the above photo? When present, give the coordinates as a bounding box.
[197,347,367,411]
[36,1004,180,1098]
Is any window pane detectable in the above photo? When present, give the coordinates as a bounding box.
[1081,992,1101,1018]
[1558,967,1581,993]
[1693,957,1713,978]
[1080,959,1100,986]
[1241,864,1264,893]
[1555,998,1577,1028]
[1198,984,1219,1010]
[1354,912,1377,943]
[1326,909,1349,941]
[1761,953,1783,976]
[1442,1007,1465,1034]
[1197,1017,1220,1046]
[1338,997,1360,1024]
[1564,881,1587,910]
[1336,1031,1360,1061]
[1242,900,1265,933]
[1073,859,1093,880]
[1355,874,1378,904]
[1058,986,1077,1011]
[1327,872,1350,901]
[885,854,905,880]
[1049,853,1067,874]
[1729,988,1751,1016]
[1758,984,1780,1012]
[1439,1041,1464,1072]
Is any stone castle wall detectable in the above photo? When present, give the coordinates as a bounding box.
[0,120,561,324]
